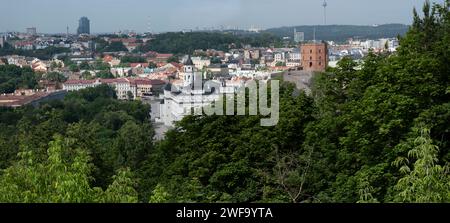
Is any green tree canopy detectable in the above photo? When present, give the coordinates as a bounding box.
[0,135,138,203]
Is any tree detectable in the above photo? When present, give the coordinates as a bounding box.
[203,68,214,80]
[393,127,450,202]
[113,121,153,170]
[0,83,153,202]
[104,41,128,52]
[271,146,314,203]
[0,135,139,203]
[210,57,221,64]
[96,70,114,79]
[81,71,93,80]
[50,61,61,70]
[0,45,70,60]
[93,59,110,71]
[79,61,91,70]
[102,168,138,203]
[121,56,146,63]
[148,62,157,69]
[94,38,109,52]
[149,184,170,203]
[136,32,282,54]
[251,59,260,65]
[69,64,79,72]
[45,72,67,83]
[0,1,448,204]
[126,91,134,100]
[0,65,38,93]
[166,56,179,63]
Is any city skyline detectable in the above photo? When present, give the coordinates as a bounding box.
[0,0,444,34]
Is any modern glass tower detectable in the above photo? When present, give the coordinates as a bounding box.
[77,17,90,35]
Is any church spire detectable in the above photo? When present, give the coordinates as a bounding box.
[184,55,194,66]
[183,55,195,87]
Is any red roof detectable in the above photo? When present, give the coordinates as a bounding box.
[98,78,127,84]
[15,41,33,46]
[156,62,167,67]
[145,51,158,57]
[156,53,173,58]
[99,78,117,84]
[64,78,129,85]
[109,38,123,43]
[103,55,113,62]
[131,78,166,85]
[122,38,137,43]
[130,63,149,68]
[0,92,53,107]
[114,78,130,83]
[64,79,97,85]
[64,78,165,86]
[133,79,152,85]
[148,79,166,85]
[126,43,140,47]
[109,38,137,43]
[170,62,183,69]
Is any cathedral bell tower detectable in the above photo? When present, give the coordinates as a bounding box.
[183,55,195,86]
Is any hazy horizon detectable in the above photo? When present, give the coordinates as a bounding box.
[1,0,444,34]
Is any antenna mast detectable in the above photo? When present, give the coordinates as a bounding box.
[313,27,316,42]
[323,0,328,25]
[147,16,151,34]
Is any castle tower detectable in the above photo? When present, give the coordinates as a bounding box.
[301,42,328,72]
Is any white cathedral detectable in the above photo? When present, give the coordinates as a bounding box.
[156,56,240,127]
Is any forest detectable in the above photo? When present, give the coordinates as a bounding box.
[0,1,448,203]
[0,85,151,202]
[0,64,68,94]
[0,65,38,94]
[136,31,284,54]
[0,44,70,60]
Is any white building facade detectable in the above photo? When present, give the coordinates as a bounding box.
[157,56,242,127]
[63,78,160,100]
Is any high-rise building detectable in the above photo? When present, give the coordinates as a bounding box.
[77,17,90,35]
[26,27,37,36]
[301,42,328,72]
[294,29,304,43]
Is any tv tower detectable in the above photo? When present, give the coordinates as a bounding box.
[147,15,151,34]
[322,0,328,25]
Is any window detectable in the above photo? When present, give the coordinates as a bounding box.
[319,62,322,66]
[319,49,321,53]
[310,49,313,53]
[310,56,312,60]
[309,62,313,67]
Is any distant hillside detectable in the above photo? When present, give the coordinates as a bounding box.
[137,32,283,54]
[264,24,410,42]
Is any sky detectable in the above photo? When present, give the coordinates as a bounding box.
[0,0,445,33]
